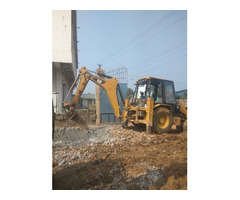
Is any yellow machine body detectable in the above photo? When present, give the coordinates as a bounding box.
[63,66,187,134]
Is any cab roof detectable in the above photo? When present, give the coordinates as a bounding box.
[136,76,172,82]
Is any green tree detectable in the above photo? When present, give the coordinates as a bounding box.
[182,92,187,99]
[127,88,134,99]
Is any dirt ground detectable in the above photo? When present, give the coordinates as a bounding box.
[52,121,187,190]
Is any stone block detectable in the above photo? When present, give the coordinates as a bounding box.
[89,104,96,109]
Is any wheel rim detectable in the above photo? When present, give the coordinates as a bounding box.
[158,113,169,129]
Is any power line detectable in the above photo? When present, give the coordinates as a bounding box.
[100,11,177,64]
[103,14,187,64]
[127,52,186,81]
[131,47,186,71]
[128,42,186,72]
[128,41,186,69]
[160,69,187,78]
[129,11,177,43]
[131,54,186,77]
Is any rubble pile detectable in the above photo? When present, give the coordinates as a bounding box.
[52,123,187,190]
[75,104,97,124]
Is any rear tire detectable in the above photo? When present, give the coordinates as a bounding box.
[153,107,173,134]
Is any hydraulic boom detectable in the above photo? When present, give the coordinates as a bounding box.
[63,66,123,120]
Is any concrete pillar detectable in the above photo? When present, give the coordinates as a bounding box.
[56,67,63,113]
[52,63,64,113]
[95,67,105,125]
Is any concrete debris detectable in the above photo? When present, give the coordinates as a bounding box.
[53,122,187,190]
[58,159,66,166]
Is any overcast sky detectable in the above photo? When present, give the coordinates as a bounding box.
[76,10,187,93]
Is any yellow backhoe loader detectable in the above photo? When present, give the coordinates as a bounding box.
[60,66,187,134]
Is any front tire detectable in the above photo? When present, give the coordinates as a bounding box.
[153,107,173,134]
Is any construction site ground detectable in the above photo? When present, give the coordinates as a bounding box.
[52,121,187,190]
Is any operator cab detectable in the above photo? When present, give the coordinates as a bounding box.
[131,77,177,106]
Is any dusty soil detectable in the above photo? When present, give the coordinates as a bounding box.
[52,122,187,190]
[55,115,89,131]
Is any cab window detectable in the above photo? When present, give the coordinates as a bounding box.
[164,81,176,104]
[137,84,146,99]
[155,84,163,103]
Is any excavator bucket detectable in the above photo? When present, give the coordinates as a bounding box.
[67,110,89,132]
[55,110,90,132]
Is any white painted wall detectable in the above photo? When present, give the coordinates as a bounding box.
[52,10,72,63]
[52,63,63,113]
[62,73,72,103]
[52,63,73,113]
[52,10,78,113]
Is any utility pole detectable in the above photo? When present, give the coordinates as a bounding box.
[95,63,105,125]
[97,63,103,68]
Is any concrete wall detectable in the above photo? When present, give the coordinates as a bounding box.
[52,63,62,113]
[71,11,78,79]
[52,10,78,113]
[52,63,73,113]
[52,10,72,64]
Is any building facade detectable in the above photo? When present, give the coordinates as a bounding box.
[176,89,187,106]
[52,10,78,113]
[176,89,187,98]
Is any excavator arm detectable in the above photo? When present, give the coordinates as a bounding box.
[63,66,122,120]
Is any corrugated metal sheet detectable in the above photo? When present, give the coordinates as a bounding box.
[100,83,127,122]
[176,89,187,97]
